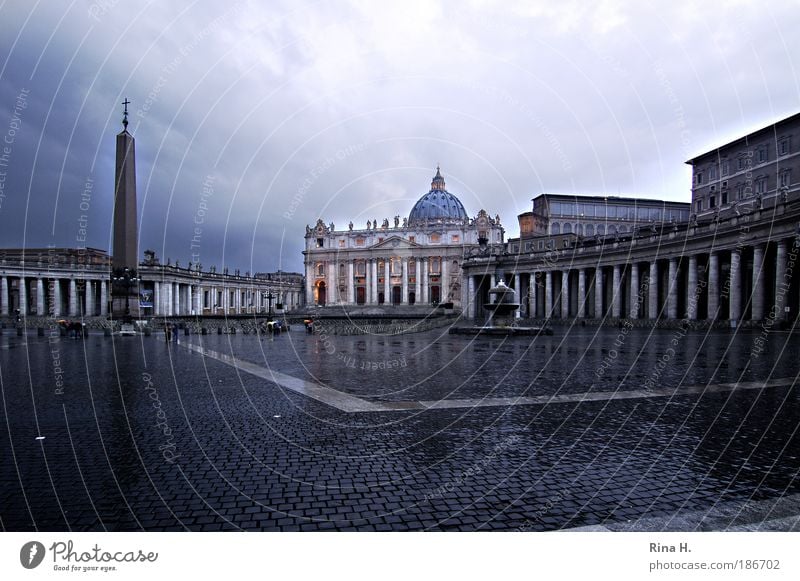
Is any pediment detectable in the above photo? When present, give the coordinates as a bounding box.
[371,235,420,250]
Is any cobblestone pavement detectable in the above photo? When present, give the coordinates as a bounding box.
[1,326,798,531]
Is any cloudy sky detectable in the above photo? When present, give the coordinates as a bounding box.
[0,1,798,273]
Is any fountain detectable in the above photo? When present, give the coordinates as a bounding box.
[450,279,553,336]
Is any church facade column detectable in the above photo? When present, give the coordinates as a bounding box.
[594,267,603,319]
[415,259,421,304]
[441,258,449,303]
[611,264,621,318]
[545,271,553,318]
[402,258,409,304]
[561,270,569,319]
[529,273,538,318]
[687,255,698,320]
[752,244,765,321]
[648,261,658,319]
[514,273,522,318]
[36,278,45,315]
[383,259,390,303]
[348,262,355,304]
[775,240,788,321]
[729,250,741,323]
[629,263,639,319]
[467,275,475,319]
[100,280,107,316]
[422,258,429,304]
[68,278,77,317]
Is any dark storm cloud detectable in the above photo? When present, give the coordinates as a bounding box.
[0,1,798,272]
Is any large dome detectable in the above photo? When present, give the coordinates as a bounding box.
[408,167,468,226]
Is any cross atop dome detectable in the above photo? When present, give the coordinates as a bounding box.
[431,165,446,190]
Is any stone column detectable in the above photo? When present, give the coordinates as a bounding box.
[687,255,698,320]
[154,282,161,316]
[53,279,62,317]
[577,269,586,318]
[594,267,603,319]
[467,275,475,319]
[611,264,621,318]
[530,273,538,318]
[0,276,8,315]
[629,264,639,319]
[18,277,27,316]
[775,240,788,321]
[514,273,522,318]
[707,252,719,320]
[100,280,107,316]
[415,259,421,304]
[384,259,390,303]
[729,250,741,323]
[373,259,379,304]
[752,244,765,321]
[36,278,45,315]
[422,259,429,304]
[667,258,678,319]
[68,278,77,316]
[402,258,409,304]
[85,280,93,316]
[441,258,449,303]
[561,270,569,319]
[348,262,355,304]
[545,271,553,318]
[327,262,336,305]
[648,261,658,319]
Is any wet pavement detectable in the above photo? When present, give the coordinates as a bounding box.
[1,325,799,531]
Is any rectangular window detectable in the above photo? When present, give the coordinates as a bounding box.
[338,239,345,248]
[780,170,791,187]
[722,160,730,176]
[451,234,460,243]
[709,196,716,209]
[316,238,324,248]
[755,177,767,194]
[722,191,728,205]
[695,172,703,185]
[779,138,791,156]
[709,166,716,180]
[757,146,768,163]
[430,233,441,243]
[356,237,365,246]
[408,236,415,243]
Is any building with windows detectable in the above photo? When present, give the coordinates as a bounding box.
[461,112,800,327]
[303,167,504,309]
[688,112,799,218]
[520,194,690,238]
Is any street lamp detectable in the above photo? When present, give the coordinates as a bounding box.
[112,267,140,320]
[263,290,275,322]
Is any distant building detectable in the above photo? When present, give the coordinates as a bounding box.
[303,167,504,308]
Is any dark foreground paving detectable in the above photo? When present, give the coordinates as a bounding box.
[1,326,799,531]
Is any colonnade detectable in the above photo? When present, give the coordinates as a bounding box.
[0,275,108,317]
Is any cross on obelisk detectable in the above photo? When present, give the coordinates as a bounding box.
[122,98,130,129]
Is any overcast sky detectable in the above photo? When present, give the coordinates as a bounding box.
[0,1,798,273]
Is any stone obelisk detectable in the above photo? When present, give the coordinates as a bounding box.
[111,98,140,317]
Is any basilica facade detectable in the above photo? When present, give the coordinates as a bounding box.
[303,168,504,309]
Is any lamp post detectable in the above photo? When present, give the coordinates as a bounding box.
[263,290,275,322]
[112,267,140,320]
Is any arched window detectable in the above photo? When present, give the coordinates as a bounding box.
[316,263,325,276]
[563,223,572,234]
[585,224,594,236]
[551,222,561,235]
[608,225,618,235]
[596,225,605,236]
